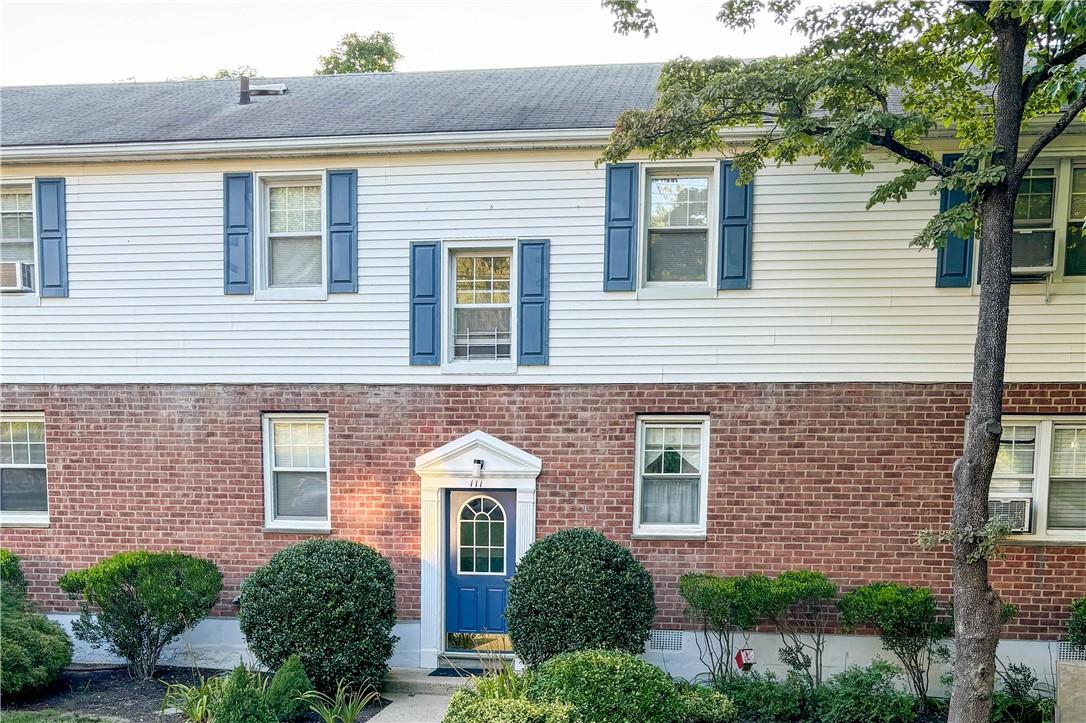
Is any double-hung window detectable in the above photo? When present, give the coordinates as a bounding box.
[1,186,35,293]
[1066,165,1086,276]
[634,416,710,538]
[259,176,325,298]
[645,172,712,284]
[262,414,330,532]
[1004,160,1086,279]
[451,252,512,362]
[0,413,48,526]
[989,417,1085,540]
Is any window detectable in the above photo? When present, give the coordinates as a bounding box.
[1001,160,1086,279]
[1066,166,1086,277]
[1,187,35,292]
[634,416,710,538]
[0,414,48,525]
[452,252,512,361]
[457,495,506,575]
[645,172,711,283]
[1014,167,1056,226]
[259,177,324,296]
[262,414,330,531]
[989,417,1086,539]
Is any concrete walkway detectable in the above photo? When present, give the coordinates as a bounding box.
[370,692,451,723]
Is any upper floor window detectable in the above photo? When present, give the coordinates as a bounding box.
[452,252,512,362]
[1008,160,1085,278]
[1066,166,1086,277]
[989,417,1085,539]
[262,413,330,532]
[1,187,35,293]
[0,413,48,526]
[258,176,325,299]
[633,415,710,538]
[645,171,712,284]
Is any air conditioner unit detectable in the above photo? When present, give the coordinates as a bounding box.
[0,261,33,292]
[988,497,1032,533]
[1011,228,1056,275]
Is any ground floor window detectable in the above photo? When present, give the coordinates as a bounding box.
[634,415,710,538]
[990,416,1086,538]
[0,412,48,525]
[262,413,330,532]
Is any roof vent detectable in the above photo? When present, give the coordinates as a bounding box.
[239,77,250,105]
[238,78,286,105]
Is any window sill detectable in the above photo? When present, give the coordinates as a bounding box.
[1,514,50,528]
[441,361,518,375]
[262,524,332,535]
[1003,534,1086,547]
[632,527,707,541]
[0,293,41,307]
[637,286,718,300]
[253,288,328,302]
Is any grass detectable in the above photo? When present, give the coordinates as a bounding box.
[0,712,123,723]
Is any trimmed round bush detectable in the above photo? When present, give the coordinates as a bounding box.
[58,550,222,679]
[239,539,397,693]
[506,528,655,666]
[1,551,73,697]
[444,692,573,723]
[266,654,313,721]
[209,664,275,723]
[529,649,683,723]
[1069,596,1086,650]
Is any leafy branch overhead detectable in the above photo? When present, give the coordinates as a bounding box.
[316,31,401,75]
[600,0,1086,249]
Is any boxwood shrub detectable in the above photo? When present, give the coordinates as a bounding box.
[529,649,683,723]
[238,539,397,693]
[505,528,655,666]
[266,654,313,721]
[813,660,916,723]
[0,549,73,697]
[676,683,737,723]
[444,693,574,723]
[1069,596,1086,650]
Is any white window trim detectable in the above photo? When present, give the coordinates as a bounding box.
[993,416,1086,545]
[0,179,41,308]
[440,238,518,375]
[0,412,49,527]
[455,494,508,577]
[638,162,719,300]
[262,412,331,533]
[633,414,710,539]
[253,171,328,302]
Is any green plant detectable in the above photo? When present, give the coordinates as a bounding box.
[679,572,773,683]
[837,582,950,712]
[266,654,314,721]
[471,663,533,700]
[300,680,379,723]
[444,695,574,723]
[161,673,226,723]
[988,661,1056,723]
[714,671,813,723]
[57,550,222,679]
[763,570,837,687]
[813,660,917,723]
[675,682,737,723]
[1069,596,1086,651]
[208,663,273,723]
[506,529,655,667]
[0,550,73,697]
[529,649,683,723]
[239,539,397,693]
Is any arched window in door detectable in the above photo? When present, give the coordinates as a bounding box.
[458,495,506,574]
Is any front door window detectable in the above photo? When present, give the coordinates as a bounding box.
[458,496,506,575]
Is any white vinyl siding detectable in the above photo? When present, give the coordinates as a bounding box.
[0,413,48,526]
[0,149,1083,384]
[262,414,330,532]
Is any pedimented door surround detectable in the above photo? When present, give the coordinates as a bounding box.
[414,430,541,668]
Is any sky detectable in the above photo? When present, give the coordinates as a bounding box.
[0,0,810,86]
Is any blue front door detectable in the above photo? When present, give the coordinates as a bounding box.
[445,489,516,647]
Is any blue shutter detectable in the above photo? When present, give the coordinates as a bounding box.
[223,173,253,294]
[718,161,753,290]
[604,163,638,290]
[326,169,358,293]
[518,238,550,365]
[35,178,68,298]
[936,153,974,287]
[410,241,441,365]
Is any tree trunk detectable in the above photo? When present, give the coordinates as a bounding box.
[947,17,1027,723]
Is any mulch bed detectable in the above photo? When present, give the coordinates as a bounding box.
[1,665,388,722]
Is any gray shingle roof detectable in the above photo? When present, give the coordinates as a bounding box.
[0,63,664,147]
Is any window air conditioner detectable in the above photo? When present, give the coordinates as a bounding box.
[988,497,1032,533]
[1011,228,1056,275]
[0,261,33,292]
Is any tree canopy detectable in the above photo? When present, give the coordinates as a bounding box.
[316,31,401,75]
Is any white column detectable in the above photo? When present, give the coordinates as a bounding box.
[515,488,537,562]
[419,486,442,669]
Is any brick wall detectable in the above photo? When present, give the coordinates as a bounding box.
[2,382,1083,639]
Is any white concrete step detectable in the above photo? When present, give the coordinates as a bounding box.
[383,667,472,696]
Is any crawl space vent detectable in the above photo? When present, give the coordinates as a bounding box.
[1058,641,1086,662]
[649,629,683,652]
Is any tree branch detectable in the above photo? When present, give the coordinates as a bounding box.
[868,133,953,176]
[1022,39,1086,102]
[1014,95,1086,177]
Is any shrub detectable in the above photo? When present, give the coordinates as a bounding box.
[763,570,837,687]
[989,661,1056,723]
[162,673,226,723]
[444,694,574,723]
[1069,596,1086,651]
[0,550,73,697]
[837,582,950,711]
[714,671,813,723]
[506,529,655,667]
[266,654,314,721]
[209,663,274,723]
[680,572,774,683]
[676,683,737,723]
[813,660,916,723]
[529,649,683,723]
[239,539,397,693]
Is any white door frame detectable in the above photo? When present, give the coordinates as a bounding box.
[414,430,542,669]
